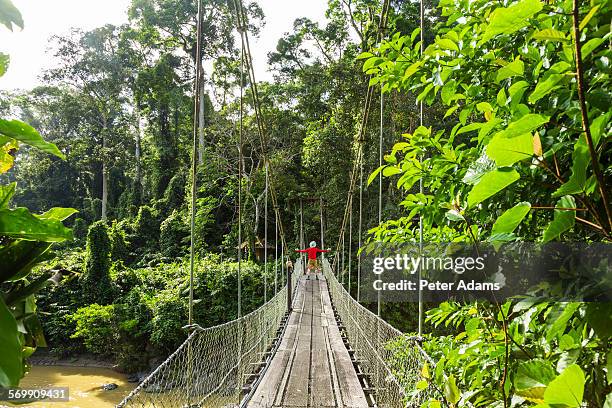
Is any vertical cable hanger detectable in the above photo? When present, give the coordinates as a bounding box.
[357,148,364,303]
[418,0,425,337]
[341,223,345,285]
[188,0,204,327]
[348,195,353,295]
[275,210,278,294]
[237,36,245,320]
[187,1,204,403]
[377,86,383,318]
[320,197,324,255]
[264,162,268,302]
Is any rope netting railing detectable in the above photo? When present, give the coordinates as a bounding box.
[117,263,303,408]
[322,259,440,407]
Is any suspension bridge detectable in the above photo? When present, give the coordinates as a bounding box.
[117,259,439,408]
[117,0,439,405]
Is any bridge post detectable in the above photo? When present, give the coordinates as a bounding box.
[287,260,292,312]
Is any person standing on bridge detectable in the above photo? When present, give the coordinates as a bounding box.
[295,241,329,274]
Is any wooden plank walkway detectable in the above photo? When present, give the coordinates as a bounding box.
[247,274,369,408]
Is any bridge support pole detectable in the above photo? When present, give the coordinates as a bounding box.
[287,260,292,312]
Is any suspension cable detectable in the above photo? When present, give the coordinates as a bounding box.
[264,162,268,302]
[188,0,204,327]
[377,87,383,318]
[237,40,244,319]
[418,0,425,337]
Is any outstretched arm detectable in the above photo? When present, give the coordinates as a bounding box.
[317,248,330,253]
[295,249,308,253]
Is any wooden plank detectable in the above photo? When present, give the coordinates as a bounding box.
[248,279,306,408]
[320,278,370,408]
[247,274,369,408]
[282,276,313,407]
[309,278,336,407]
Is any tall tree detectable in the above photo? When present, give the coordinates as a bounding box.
[45,26,134,221]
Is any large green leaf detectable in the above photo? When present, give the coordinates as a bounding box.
[0,240,52,282]
[590,112,610,148]
[467,168,520,208]
[528,74,565,104]
[0,0,23,31]
[37,207,78,221]
[508,81,529,110]
[0,181,15,208]
[515,359,556,402]
[0,207,73,242]
[542,196,575,242]
[491,202,531,235]
[443,374,460,404]
[553,136,589,197]
[585,303,612,340]
[486,132,533,166]
[581,37,604,59]
[604,393,612,408]
[494,114,550,140]
[533,28,568,42]
[0,120,65,159]
[0,297,22,387]
[544,364,585,407]
[496,58,524,83]
[481,0,543,43]
[546,302,580,342]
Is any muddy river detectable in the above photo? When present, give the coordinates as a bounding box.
[4,366,137,408]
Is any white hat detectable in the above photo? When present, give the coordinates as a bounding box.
[309,241,316,248]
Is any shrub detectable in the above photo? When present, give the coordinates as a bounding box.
[68,304,116,355]
[149,290,187,352]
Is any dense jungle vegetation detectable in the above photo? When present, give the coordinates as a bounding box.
[0,0,610,406]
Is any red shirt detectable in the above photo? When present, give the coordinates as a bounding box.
[296,247,328,260]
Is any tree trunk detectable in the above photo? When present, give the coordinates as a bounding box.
[101,116,108,221]
[135,111,143,190]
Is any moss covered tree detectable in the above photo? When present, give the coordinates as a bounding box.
[81,221,115,304]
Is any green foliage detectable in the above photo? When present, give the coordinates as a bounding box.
[389,301,611,406]
[131,205,160,251]
[109,220,130,262]
[81,221,115,304]
[161,172,186,216]
[365,0,611,405]
[367,0,611,243]
[0,297,22,387]
[71,217,88,243]
[68,304,116,355]
[148,290,186,351]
